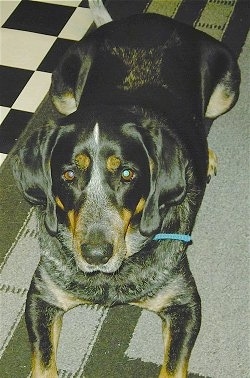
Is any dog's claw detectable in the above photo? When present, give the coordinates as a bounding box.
[207,148,218,183]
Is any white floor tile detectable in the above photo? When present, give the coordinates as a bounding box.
[59,7,93,41]
[0,28,56,70]
[0,106,10,123]
[0,1,21,26]
[0,153,7,166]
[31,0,82,7]
[12,71,51,113]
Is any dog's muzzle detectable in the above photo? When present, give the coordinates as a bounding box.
[81,242,113,265]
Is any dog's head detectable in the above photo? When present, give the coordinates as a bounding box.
[13,104,196,273]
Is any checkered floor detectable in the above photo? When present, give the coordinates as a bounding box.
[0,0,95,166]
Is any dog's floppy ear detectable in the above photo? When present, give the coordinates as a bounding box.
[51,37,97,115]
[12,123,61,235]
[200,40,240,119]
[140,129,187,236]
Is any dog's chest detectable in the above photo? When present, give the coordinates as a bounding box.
[41,251,173,308]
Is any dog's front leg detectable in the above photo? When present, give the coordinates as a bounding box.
[25,285,64,378]
[158,300,201,378]
[133,284,201,378]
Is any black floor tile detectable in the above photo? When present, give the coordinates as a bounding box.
[38,38,75,73]
[0,66,33,108]
[3,1,75,36]
[79,0,90,7]
[0,110,32,153]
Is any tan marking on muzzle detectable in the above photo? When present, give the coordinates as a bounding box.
[106,155,121,172]
[68,210,78,234]
[134,197,146,215]
[75,153,91,170]
[121,208,133,231]
[55,196,65,210]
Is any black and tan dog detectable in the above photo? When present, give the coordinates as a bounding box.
[12,1,240,377]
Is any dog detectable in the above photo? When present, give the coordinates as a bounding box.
[12,1,240,377]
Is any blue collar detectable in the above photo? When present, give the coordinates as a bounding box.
[153,233,192,243]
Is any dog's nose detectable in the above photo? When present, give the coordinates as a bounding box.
[81,243,113,265]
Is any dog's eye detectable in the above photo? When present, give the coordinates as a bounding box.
[63,170,75,182]
[121,168,135,183]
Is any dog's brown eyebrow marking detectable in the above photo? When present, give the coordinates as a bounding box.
[75,153,91,170]
[106,155,121,172]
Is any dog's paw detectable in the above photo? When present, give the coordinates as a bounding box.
[207,148,218,183]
